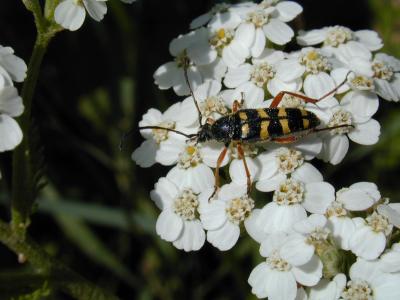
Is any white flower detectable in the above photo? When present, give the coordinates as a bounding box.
[326,182,380,250]
[311,92,380,165]
[331,52,400,101]
[132,103,194,167]
[224,49,303,102]
[0,45,27,86]
[297,26,382,54]
[239,1,302,52]
[257,178,335,234]
[180,79,228,126]
[283,47,337,99]
[200,183,255,251]
[166,143,215,193]
[371,53,400,102]
[349,212,393,260]
[150,177,208,251]
[256,146,323,192]
[153,28,216,96]
[54,0,107,31]
[248,232,323,300]
[342,258,400,300]
[0,87,24,151]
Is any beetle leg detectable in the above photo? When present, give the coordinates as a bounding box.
[270,91,318,108]
[209,144,229,201]
[270,74,351,108]
[237,143,252,195]
[272,136,298,144]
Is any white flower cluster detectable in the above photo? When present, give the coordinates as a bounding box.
[0,45,26,153]
[54,0,136,31]
[132,1,400,299]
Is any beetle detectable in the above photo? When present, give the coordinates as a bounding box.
[137,68,352,199]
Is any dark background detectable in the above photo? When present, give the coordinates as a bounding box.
[0,0,399,299]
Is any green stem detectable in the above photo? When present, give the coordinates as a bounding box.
[0,219,119,300]
[11,31,52,234]
[11,0,62,234]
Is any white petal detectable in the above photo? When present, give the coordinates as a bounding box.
[377,204,400,229]
[223,64,252,88]
[54,0,86,31]
[173,220,205,251]
[338,188,375,211]
[304,72,336,99]
[229,157,259,186]
[251,28,266,58]
[319,134,349,165]
[235,22,255,48]
[296,29,326,46]
[348,119,380,145]
[153,62,180,90]
[280,235,314,266]
[291,162,323,184]
[354,30,383,51]
[156,209,183,242]
[292,255,323,286]
[234,82,264,108]
[83,0,107,22]
[265,270,297,300]
[276,1,303,22]
[379,246,400,272]
[373,273,400,300]
[349,225,386,260]
[194,79,221,99]
[207,220,240,251]
[173,66,202,96]
[156,139,184,166]
[248,262,270,298]
[263,19,294,45]
[166,164,214,194]
[150,177,179,210]
[303,182,335,214]
[275,60,305,82]
[222,40,249,68]
[253,49,285,66]
[190,12,211,29]
[341,91,379,123]
[327,216,355,250]
[0,48,27,82]
[267,77,302,97]
[244,209,268,243]
[257,203,307,234]
[0,87,24,117]
[201,142,230,168]
[197,57,227,81]
[199,200,227,230]
[256,173,286,192]
[374,78,399,101]
[0,114,23,152]
[131,140,157,167]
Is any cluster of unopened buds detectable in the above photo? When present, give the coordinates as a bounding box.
[132,1,400,299]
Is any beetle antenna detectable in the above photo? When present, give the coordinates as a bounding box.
[317,71,352,102]
[183,67,203,127]
[120,127,197,151]
[139,126,197,139]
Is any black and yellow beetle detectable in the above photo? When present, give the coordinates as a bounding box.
[138,69,351,198]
